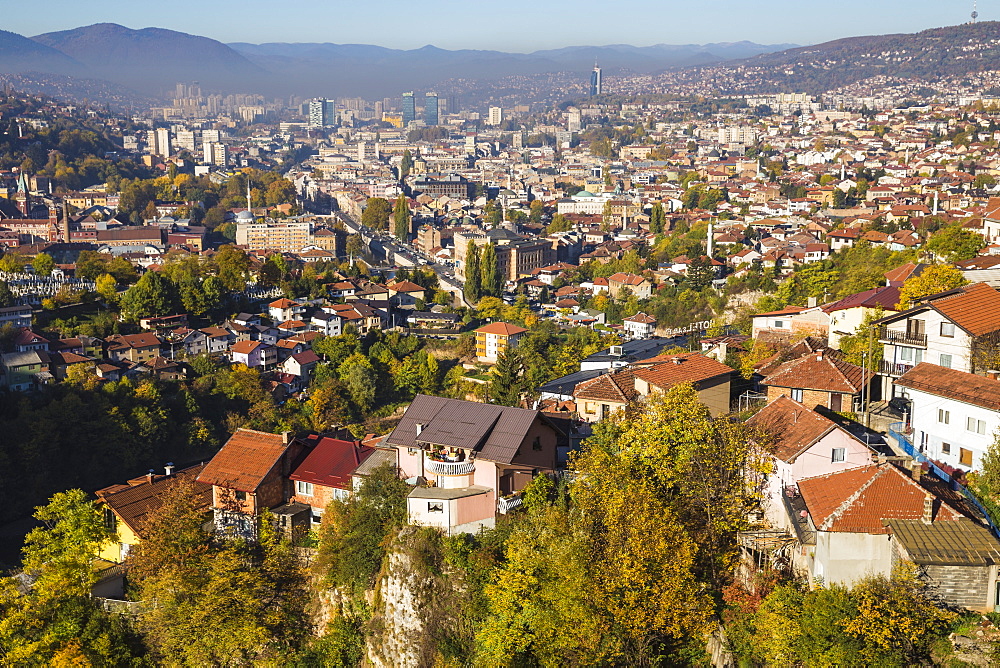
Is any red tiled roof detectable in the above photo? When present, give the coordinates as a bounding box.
[96,464,211,538]
[930,282,1000,336]
[798,464,964,534]
[895,362,1000,411]
[231,339,265,354]
[632,354,733,390]
[475,322,527,336]
[822,286,901,313]
[762,349,870,395]
[747,395,840,462]
[290,437,375,490]
[624,312,656,324]
[574,369,638,403]
[197,429,291,493]
[269,298,299,308]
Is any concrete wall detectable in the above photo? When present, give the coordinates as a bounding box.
[814,531,893,585]
[923,563,996,612]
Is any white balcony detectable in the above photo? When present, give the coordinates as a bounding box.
[427,459,475,476]
[498,493,523,514]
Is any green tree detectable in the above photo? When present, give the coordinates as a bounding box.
[0,279,13,307]
[649,202,666,234]
[0,252,25,273]
[95,273,118,304]
[400,149,413,178]
[546,213,572,234]
[926,224,986,261]
[529,199,544,225]
[464,241,482,304]
[120,270,178,321]
[392,194,411,242]
[480,241,502,298]
[488,349,529,406]
[32,252,55,277]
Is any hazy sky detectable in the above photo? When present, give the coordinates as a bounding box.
[6,0,987,51]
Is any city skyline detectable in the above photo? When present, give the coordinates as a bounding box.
[6,0,990,53]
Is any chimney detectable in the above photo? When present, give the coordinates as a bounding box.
[988,370,1000,381]
[164,462,175,477]
[415,423,424,436]
[807,296,817,308]
[816,350,824,361]
[146,469,155,484]
[922,492,934,524]
[281,431,292,445]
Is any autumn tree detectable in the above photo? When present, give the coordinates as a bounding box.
[895,264,968,309]
[361,197,391,231]
[926,224,986,262]
[545,213,572,234]
[32,252,55,277]
[0,490,146,664]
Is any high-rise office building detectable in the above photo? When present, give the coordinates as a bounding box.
[308,98,335,128]
[324,99,337,125]
[424,92,439,126]
[402,92,416,126]
[590,62,602,96]
[488,106,503,126]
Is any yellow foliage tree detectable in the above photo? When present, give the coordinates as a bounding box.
[895,264,968,310]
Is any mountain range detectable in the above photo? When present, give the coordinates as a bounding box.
[0,23,794,99]
[1,22,999,102]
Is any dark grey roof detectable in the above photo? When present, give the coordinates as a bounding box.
[886,518,1000,566]
[581,338,673,364]
[386,394,545,464]
[537,369,604,394]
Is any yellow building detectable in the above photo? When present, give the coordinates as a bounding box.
[474,321,527,363]
[95,464,211,563]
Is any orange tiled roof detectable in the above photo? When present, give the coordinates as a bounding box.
[632,354,733,390]
[197,429,291,493]
[930,282,1000,336]
[762,349,869,395]
[798,464,964,534]
[574,369,638,403]
[747,395,839,462]
[475,322,527,336]
[896,362,1000,411]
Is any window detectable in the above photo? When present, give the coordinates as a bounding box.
[967,417,987,435]
[942,442,952,454]
[296,481,314,496]
[235,490,247,501]
[427,502,444,513]
[831,448,846,463]
[940,322,956,338]
[532,436,542,451]
[790,388,803,402]
[938,409,950,424]
[939,354,953,368]
[773,319,785,329]
[960,448,974,467]
[898,347,915,363]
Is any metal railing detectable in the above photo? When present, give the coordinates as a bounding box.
[498,493,523,514]
[887,422,1000,538]
[878,360,915,377]
[781,490,816,546]
[877,326,927,348]
[426,459,475,475]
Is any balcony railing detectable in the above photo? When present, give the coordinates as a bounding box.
[427,459,475,475]
[782,488,816,546]
[877,326,927,348]
[498,493,523,514]
[878,360,914,377]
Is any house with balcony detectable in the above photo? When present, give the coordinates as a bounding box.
[894,363,1000,471]
[823,285,901,349]
[384,395,560,535]
[268,298,304,323]
[230,339,276,369]
[196,429,307,539]
[623,312,656,339]
[873,283,1000,396]
[474,321,527,363]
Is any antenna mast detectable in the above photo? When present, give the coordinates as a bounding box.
[972,0,979,22]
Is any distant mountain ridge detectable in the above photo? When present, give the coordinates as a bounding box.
[692,22,1000,94]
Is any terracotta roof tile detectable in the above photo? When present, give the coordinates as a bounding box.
[632,354,733,389]
[291,437,375,490]
[197,429,292,492]
[747,396,838,462]
[574,369,638,403]
[930,283,1000,336]
[895,362,1000,411]
[798,463,965,534]
[475,322,527,336]
[762,349,870,394]
[96,465,211,537]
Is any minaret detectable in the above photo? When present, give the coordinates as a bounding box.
[246,176,252,215]
[62,200,71,242]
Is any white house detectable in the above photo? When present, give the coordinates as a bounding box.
[623,312,656,339]
[874,283,1000,392]
[894,363,1000,471]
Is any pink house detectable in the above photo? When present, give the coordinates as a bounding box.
[230,339,276,369]
[385,395,560,535]
[747,395,875,532]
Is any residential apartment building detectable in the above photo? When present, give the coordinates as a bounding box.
[236,219,311,253]
[474,321,526,363]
